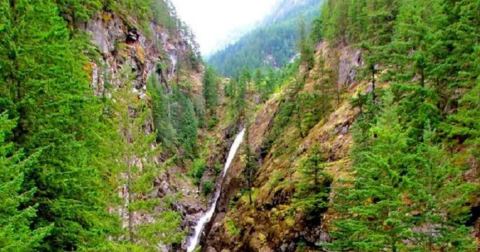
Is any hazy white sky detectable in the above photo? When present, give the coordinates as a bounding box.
[170,0,280,56]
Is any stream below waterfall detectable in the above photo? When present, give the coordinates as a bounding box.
[186,129,246,252]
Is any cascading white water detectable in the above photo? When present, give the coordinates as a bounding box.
[186,129,246,252]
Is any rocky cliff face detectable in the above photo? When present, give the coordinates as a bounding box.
[203,44,367,252]
[86,12,191,98]
[82,10,236,251]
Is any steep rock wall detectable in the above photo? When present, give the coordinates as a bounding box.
[83,10,217,251]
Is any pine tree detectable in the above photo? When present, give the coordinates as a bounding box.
[314,55,335,113]
[325,93,476,251]
[0,1,118,250]
[147,74,177,151]
[171,86,198,159]
[298,18,315,70]
[447,79,480,161]
[262,70,277,102]
[56,0,102,23]
[0,113,50,252]
[294,144,332,221]
[390,0,445,88]
[233,71,249,122]
[203,66,218,118]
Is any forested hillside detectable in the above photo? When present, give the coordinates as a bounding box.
[0,0,232,251]
[207,0,323,77]
[202,0,480,251]
[2,0,480,251]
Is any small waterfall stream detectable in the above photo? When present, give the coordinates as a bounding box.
[186,129,246,252]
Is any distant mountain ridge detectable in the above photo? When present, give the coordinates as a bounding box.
[264,0,320,24]
[208,0,323,76]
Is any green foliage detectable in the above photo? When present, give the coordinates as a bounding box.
[297,1,480,250]
[260,70,279,102]
[189,159,207,186]
[298,18,315,70]
[151,0,178,31]
[243,128,258,205]
[147,74,177,150]
[225,220,240,238]
[193,94,207,129]
[295,57,336,135]
[263,94,296,156]
[325,92,477,251]
[227,69,250,123]
[171,86,199,159]
[208,0,323,77]
[203,66,219,117]
[446,79,480,159]
[56,0,102,23]
[293,145,332,220]
[148,74,199,159]
[113,0,153,27]
[0,113,50,252]
[0,1,121,250]
[0,0,190,250]
[202,181,213,196]
[111,70,184,249]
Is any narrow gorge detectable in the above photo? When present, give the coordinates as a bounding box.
[1,0,480,252]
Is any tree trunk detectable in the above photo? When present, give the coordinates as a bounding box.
[126,158,135,243]
[371,64,376,102]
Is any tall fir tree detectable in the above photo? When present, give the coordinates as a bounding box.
[0,1,118,250]
[325,92,477,252]
[147,74,177,151]
[294,144,332,221]
[0,113,50,252]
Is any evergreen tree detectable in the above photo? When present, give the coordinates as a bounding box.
[262,70,277,102]
[0,1,118,250]
[56,0,102,23]
[294,144,332,220]
[171,86,198,159]
[325,93,477,251]
[147,74,177,150]
[298,18,315,70]
[203,66,218,117]
[233,71,249,122]
[314,55,335,113]
[0,113,50,252]
[447,79,480,161]
[193,94,206,129]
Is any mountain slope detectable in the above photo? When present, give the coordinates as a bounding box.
[0,1,236,251]
[202,0,480,251]
[207,0,323,77]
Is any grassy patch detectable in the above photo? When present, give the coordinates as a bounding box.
[225,220,240,238]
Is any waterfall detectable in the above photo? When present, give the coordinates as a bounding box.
[186,129,246,252]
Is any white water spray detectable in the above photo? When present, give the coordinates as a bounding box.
[186,129,246,252]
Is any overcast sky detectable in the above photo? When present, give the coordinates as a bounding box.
[170,0,280,56]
